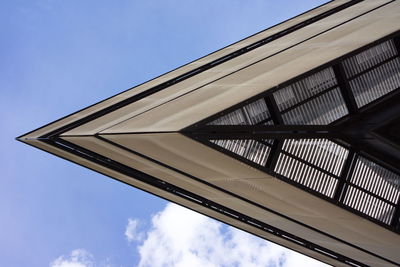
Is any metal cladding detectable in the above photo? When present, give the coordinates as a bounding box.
[18,1,400,266]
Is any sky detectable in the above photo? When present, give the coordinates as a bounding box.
[1,1,331,266]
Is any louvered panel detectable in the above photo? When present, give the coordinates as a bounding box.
[281,139,348,176]
[208,109,247,125]
[273,67,337,111]
[243,99,271,124]
[210,139,271,166]
[349,58,400,108]
[208,99,271,125]
[343,39,398,78]
[343,186,395,225]
[274,153,338,197]
[281,88,348,125]
[350,157,400,204]
[246,141,271,165]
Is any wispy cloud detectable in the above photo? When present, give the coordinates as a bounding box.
[50,249,114,267]
[50,249,94,267]
[125,218,144,243]
[132,203,328,267]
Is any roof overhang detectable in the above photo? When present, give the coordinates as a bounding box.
[18,1,400,266]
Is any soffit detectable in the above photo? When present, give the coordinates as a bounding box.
[57,134,397,266]
[98,132,400,263]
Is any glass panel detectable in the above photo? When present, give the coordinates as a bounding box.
[243,99,271,124]
[273,67,337,111]
[208,109,247,125]
[281,88,348,125]
[350,157,400,204]
[209,99,271,125]
[210,139,272,166]
[274,153,338,197]
[343,186,395,224]
[349,58,400,108]
[343,40,398,77]
[281,139,348,176]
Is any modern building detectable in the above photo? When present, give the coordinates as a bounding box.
[18,0,400,266]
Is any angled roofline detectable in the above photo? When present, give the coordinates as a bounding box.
[17,1,400,266]
[18,0,361,140]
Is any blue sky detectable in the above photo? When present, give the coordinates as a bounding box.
[1,1,330,266]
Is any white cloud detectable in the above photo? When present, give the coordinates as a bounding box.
[51,204,329,267]
[134,203,329,267]
[284,251,330,267]
[50,249,113,267]
[50,249,94,267]
[125,218,144,242]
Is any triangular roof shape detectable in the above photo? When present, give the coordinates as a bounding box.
[18,1,400,266]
